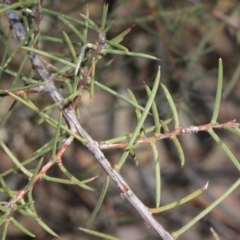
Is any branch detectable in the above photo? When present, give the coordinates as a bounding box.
[3,2,173,239]
[99,120,240,149]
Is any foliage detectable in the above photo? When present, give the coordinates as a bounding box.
[0,1,240,239]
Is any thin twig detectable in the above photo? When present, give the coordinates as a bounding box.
[99,120,239,149]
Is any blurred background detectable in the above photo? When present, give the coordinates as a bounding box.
[1,0,240,239]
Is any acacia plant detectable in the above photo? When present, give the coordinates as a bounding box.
[0,1,240,240]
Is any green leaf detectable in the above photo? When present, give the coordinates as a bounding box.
[173,177,240,238]
[41,8,84,26]
[43,175,97,185]
[3,27,36,69]
[27,190,37,213]
[95,81,147,112]
[104,40,129,52]
[0,66,39,84]
[25,157,44,191]
[51,112,62,160]
[145,85,161,137]
[103,20,115,34]
[21,46,76,68]
[127,89,142,119]
[90,60,96,101]
[102,49,159,60]
[6,91,86,144]
[0,100,17,127]
[208,129,240,171]
[0,1,35,13]
[161,120,185,166]
[116,66,161,169]
[224,125,240,137]
[101,4,109,29]
[41,91,81,112]
[161,83,179,129]
[83,7,89,40]
[127,88,145,137]
[0,216,6,225]
[87,175,110,223]
[0,83,46,95]
[0,175,14,198]
[35,218,59,237]
[80,13,99,32]
[0,139,31,177]
[97,58,114,74]
[58,163,94,191]
[150,143,161,208]
[2,222,9,240]
[13,54,30,87]
[211,58,223,123]
[14,201,35,213]
[110,26,133,44]
[79,228,121,240]
[210,227,220,240]
[62,31,77,63]
[0,139,54,177]
[11,218,35,237]
[58,15,86,43]
[18,208,36,219]
[171,136,185,167]
[151,182,208,213]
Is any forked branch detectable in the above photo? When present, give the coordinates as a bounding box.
[2,1,173,239]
